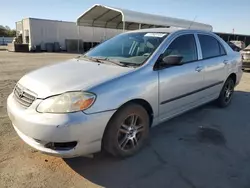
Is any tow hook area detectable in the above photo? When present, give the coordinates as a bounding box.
[44,141,77,150]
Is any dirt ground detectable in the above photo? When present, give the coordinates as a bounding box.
[1,51,250,188]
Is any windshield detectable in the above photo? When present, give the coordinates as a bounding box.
[83,32,168,66]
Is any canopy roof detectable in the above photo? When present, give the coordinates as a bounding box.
[77,4,213,31]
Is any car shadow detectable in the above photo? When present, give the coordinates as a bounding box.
[64,90,250,188]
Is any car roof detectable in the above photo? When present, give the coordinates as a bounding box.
[127,27,179,33]
[127,27,212,34]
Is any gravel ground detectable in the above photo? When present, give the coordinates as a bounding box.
[1,51,250,188]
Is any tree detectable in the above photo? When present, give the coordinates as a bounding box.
[6,29,16,37]
[5,26,10,30]
[0,25,16,37]
[0,27,6,36]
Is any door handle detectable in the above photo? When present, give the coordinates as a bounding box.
[195,66,203,72]
[223,60,229,65]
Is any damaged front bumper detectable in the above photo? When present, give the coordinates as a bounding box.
[7,93,115,158]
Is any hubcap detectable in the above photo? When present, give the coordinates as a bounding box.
[224,80,234,103]
[118,114,144,151]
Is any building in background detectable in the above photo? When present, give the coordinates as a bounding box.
[15,17,250,52]
[16,18,122,52]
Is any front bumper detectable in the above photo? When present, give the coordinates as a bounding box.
[7,93,115,158]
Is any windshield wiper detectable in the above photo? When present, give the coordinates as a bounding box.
[78,55,104,63]
[78,56,139,67]
[102,58,128,67]
[104,58,140,67]
[121,62,141,67]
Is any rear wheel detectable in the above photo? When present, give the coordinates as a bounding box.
[216,77,235,108]
[103,103,149,158]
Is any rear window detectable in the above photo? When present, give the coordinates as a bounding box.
[219,42,226,55]
[198,34,226,59]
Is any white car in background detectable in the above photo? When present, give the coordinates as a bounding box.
[241,45,250,70]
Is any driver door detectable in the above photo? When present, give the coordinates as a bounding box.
[158,34,205,122]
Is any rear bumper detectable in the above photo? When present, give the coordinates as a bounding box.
[242,61,250,69]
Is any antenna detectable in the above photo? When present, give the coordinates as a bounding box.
[188,15,197,29]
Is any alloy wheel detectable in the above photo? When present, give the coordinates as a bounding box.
[117,114,144,151]
[224,79,234,103]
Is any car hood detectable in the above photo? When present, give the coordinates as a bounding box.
[18,59,133,98]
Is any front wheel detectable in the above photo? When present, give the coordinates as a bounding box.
[216,77,235,108]
[103,103,149,158]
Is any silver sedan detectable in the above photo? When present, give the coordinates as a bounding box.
[7,28,242,158]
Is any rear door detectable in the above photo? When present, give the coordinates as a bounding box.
[196,34,227,100]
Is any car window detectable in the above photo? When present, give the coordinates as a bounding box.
[219,42,226,55]
[162,34,198,63]
[198,34,225,59]
[84,32,168,66]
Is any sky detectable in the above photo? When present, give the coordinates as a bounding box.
[1,0,250,34]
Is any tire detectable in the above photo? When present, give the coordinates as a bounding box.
[103,103,150,158]
[216,77,235,108]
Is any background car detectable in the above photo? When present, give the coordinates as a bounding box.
[230,40,246,50]
[241,45,250,70]
[227,41,242,52]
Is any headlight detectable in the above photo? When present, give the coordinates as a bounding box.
[37,91,96,113]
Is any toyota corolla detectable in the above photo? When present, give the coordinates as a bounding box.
[7,28,242,158]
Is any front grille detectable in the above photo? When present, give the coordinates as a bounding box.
[13,84,37,108]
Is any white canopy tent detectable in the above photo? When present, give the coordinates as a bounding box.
[77,4,213,31]
[76,4,213,52]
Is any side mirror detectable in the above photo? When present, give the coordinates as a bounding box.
[162,55,183,66]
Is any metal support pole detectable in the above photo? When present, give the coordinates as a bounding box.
[77,26,80,53]
[92,27,94,47]
[123,22,125,32]
[139,23,141,29]
[104,27,106,41]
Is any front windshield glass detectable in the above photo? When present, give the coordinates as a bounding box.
[83,32,169,66]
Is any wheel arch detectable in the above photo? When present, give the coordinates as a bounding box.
[121,99,154,127]
[101,98,154,152]
[228,73,236,84]
[107,98,154,128]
